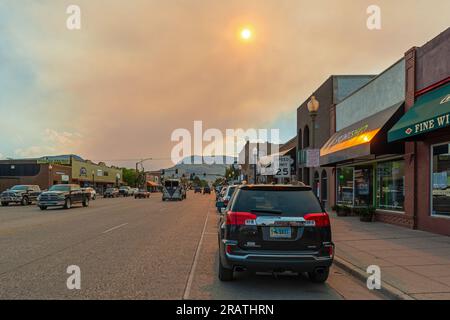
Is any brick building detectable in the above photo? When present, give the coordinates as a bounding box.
[387,28,450,235]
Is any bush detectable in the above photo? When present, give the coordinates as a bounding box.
[359,206,375,222]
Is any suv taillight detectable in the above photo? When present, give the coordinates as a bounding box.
[226,211,257,226]
[304,213,330,227]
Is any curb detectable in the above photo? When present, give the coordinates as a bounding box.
[333,256,415,300]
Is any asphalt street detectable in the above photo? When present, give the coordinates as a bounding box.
[0,191,383,299]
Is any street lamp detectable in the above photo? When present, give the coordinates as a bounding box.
[91,170,95,189]
[307,96,320,148]
[252,147,258,184]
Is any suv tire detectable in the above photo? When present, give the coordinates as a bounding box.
[39,206,47,210]
[308,267,330,283]
[64,198,71,209]
[218,255,233,281]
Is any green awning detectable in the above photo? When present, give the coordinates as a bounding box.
[388,82,450,142]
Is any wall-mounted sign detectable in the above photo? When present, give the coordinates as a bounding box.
[61,175,70,182]
[306,149,320,168]
[79,167,87,177]
[37,156,71,165]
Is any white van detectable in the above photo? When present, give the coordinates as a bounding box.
[162,179,186,201]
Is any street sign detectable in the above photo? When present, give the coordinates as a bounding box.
[306,149,320,168]
[274,156,293,178]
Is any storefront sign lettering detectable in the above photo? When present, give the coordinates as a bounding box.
[405,112,450,136]
[330,124,369,146]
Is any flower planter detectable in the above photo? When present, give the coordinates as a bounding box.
[359,214,373,222]
[336,210,347,217]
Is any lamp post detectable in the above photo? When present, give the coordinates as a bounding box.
[92,170,95,189]
[252,147,258,184]
[307,95,320,149]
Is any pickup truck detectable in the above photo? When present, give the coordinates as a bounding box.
[37,184,90,210]
[1,185,41,206]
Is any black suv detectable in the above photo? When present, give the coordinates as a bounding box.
[1,185,41,206]
[217,184,333,283]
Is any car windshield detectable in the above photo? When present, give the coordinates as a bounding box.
[10,185,28,191]
[165,181,179,187]
[232,189,322,217]
[49,185,71,192]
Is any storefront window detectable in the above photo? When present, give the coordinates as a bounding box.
[354,167,373,207]
[337,167,354,205]
[432,143,450,217]
[376,160,405,211]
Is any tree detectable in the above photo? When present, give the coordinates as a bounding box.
[122,168,138,187]
[225,165,239,182]
[193,176,201,186]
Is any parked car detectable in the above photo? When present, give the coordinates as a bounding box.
[217,184,333,283]
[82,187,97,200]
[135,189,150,199]
[216,185,237,213]
[119,186,132,197]
[203,186,211,194]
[194,186,202,193]
[37,184,90,210]
[1,185,41,206]
[104,188,119,198]
[130,188,139,196]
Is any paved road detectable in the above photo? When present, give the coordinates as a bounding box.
[0,192,383,299]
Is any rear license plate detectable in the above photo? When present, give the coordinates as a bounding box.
[270,227,291,239]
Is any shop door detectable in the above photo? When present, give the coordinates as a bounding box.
[354,166,373,207]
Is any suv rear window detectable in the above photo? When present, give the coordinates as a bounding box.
[231,189,323,216]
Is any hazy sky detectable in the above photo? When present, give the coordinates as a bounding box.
[0,0,449,169]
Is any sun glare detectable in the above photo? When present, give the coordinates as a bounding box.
[240,28,252,41]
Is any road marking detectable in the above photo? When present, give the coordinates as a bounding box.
[102,223,128,234]
[183,199,211,300]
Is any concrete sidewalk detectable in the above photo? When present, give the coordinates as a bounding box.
[330,213,450,300]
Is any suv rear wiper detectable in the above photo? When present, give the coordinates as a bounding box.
[250,209,283,215]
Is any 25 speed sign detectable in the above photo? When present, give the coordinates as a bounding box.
[274,156,293,178]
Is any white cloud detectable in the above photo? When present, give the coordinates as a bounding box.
[14,129,83,158]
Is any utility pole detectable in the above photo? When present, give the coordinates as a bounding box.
[135,157,153,189]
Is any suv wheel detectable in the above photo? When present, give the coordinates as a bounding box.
[64,198,72,209]
[218,255,233,281]
[39,206,47,210]
[308,267,330,283]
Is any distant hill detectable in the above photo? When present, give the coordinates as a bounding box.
[163,155,237,183]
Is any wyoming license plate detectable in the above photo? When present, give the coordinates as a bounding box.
[269,227,292,239]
